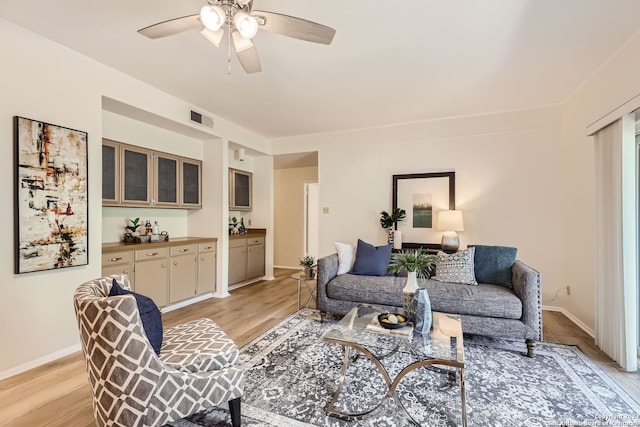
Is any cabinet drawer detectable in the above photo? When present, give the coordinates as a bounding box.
[199,242,216,253]
[229,238,246,249]
[170,244,198,256]
[247,236,264,246]
[102,250,133,266]
[135,247,169,261]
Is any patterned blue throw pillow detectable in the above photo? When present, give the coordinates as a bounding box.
[350,239,393,276]
[109,278,163,354]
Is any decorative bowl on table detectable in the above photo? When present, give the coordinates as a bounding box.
[377,313,408,329]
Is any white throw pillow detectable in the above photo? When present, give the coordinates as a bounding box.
[334,242,354,275]
[433,247,478,285]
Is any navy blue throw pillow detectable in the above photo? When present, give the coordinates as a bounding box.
[109,279,163,355]
[468,245,517,288]
[350,239,393,277]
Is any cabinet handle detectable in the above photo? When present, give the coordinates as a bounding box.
[179,249,189,253]
[174,261,178,266]
[123,270,128,274]
[161,263,166,268]
[147,252,159,257]
[203,246,212,250]
[109,257,123,262]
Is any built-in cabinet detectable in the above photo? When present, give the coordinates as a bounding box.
[102,139,202,209]
[102,238,216,307]
[228,234,265,285]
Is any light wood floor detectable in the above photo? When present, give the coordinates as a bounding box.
[1,268,638,426]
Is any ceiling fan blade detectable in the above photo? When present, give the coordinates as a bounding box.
[252,11,335,45]
[232,32,262,74]
[138,14,200,39]
[201,28,224,48]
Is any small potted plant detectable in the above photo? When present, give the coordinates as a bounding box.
[124,217,142,243]
[387,249,438,329]
[299,255,316,279]
[379,208,406,245]
[387,249,438,293]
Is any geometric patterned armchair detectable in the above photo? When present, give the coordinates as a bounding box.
[73,274,244,427]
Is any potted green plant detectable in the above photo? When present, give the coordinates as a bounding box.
[124,217,142,242]
[299,255,315,279]
[379,208,406,244]
[387,249,438,293]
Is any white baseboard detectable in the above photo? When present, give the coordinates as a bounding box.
[0,343,82,381]
[543,305,595,338]
[274,265,301,270]
[162,293,215,313]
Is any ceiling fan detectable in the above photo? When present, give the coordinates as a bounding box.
[138,0,336,74]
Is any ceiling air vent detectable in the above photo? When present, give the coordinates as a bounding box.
[190,109,213,128]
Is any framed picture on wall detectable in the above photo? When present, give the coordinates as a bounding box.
[229,168,252,211]
[392,172,455,249]
[14,116,89,273]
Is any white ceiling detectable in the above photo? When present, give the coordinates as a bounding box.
[2,0,640,139]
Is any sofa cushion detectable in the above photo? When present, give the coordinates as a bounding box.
[469,244,517,288]
[433,248,477,285]
[334,242,354,275]
[421,279,522,319]
[350,239,392,277]
[327,273,405,306]
[109,278,163,354]
[160,318,239,372]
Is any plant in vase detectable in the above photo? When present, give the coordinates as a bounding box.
[124,217,141,242]
[379,208,406,245]
[387,249,438,330]
[299,255,315,279]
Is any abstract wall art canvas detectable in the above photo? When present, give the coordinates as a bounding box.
[14,116,88,274]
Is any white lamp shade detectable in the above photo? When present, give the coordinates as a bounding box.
[437,210,464,231]
[200,5,225,31]
[234,12,258,39]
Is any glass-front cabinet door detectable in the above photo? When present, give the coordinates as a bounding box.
[154,153,180,207]
[121,146,153,206]
[102,139,120,205]
[181,159,202,208]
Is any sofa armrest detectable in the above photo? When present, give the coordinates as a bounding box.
[316,254,339,312]
[511,260,542,340]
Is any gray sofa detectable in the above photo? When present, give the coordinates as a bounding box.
[316,253,542,356]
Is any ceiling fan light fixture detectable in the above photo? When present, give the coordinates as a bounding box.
[200,5,225,31]
[201,28,224,48]
[233,12,258,39]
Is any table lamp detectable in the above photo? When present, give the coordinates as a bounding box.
[437,210,464,252]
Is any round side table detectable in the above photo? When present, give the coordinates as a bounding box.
[291,272,317,310]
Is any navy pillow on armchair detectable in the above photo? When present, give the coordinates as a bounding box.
[109,278,163,354]
[350,239,393,276]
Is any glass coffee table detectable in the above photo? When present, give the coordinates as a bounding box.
[322,305,467,426]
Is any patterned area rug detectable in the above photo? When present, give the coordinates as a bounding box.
[168,309,640,426]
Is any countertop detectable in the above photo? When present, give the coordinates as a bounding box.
[228,228,266,240]
[102,236,217,253]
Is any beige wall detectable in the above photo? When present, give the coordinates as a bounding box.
[272,107,565,309]
[0,19,270,377]
[274,167,318,268]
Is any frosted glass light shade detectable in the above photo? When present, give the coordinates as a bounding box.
[234,12,258,39]
[200,5,225,31]
[437,210,464,231]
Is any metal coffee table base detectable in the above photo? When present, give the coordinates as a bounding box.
[324,343,467,427]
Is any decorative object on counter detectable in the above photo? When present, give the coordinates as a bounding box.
[299,255,316,279]
[145,220,153,235]
[123,217,143,243]
[437,210,464,252]
[379,208,406,245]
[239,218,246,234]
[153,220,160,235]
[229,217,239,234]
